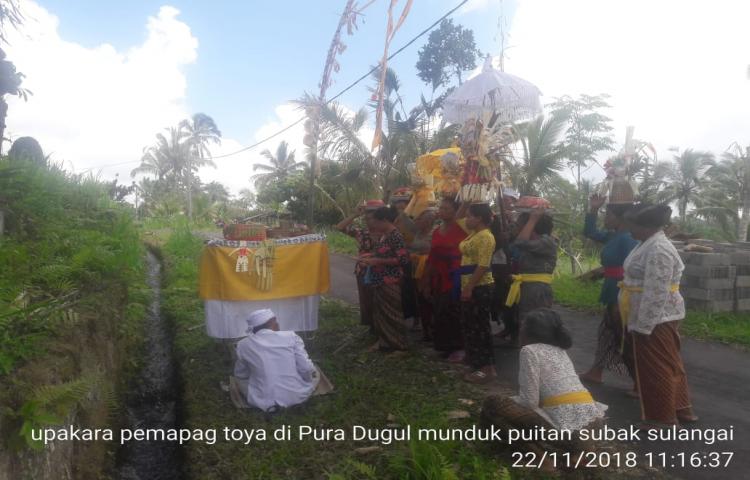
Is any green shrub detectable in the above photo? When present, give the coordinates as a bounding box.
[0,159,143,374]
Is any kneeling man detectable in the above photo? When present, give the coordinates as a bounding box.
[233,309,319,411]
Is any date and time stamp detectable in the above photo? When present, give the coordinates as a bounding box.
[511,451,735,469]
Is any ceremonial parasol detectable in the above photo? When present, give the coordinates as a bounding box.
[442,56,542,125]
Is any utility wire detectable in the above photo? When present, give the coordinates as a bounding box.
[88,0,469,169]
[209,0,469,160]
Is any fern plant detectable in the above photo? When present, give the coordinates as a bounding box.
[16,371,105,450]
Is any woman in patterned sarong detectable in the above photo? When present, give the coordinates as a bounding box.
[579,194,638,393]
[359,206,411,351]
[621,203,698,427]
[336,200,384,327]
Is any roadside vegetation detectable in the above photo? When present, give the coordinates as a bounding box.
[0,158,148,476]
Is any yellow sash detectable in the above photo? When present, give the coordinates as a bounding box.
[541,391,594,408]
[505,273,554,307]
[411,254,428,279]
[617,282,680,351]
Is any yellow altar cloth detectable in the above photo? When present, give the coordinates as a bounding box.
[199,238,330,301]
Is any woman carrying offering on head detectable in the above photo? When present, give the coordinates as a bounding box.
[504,206,557,346]
[579,194,639,394]
[620,204,697,428]
[458,203,497,384]
[359,206,411,352]
[420,197,468,360]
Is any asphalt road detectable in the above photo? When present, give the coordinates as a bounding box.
[328,253,750,480]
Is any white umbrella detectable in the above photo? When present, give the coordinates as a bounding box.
[442,56,542,125]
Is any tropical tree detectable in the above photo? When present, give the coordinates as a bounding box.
[180,113,221,220]
[251,141,305,188]
[203,181,229,204]
[298,67,458,209]
[658,149,714,223]
[548,94,616,196]
[704,143,750,240]
[415,18,480,90]
[131,126,188,184]
[0,47,30,154]
[0,0,23,45]
[7,136,44,167]
[235,188,256,210]
[504,114,567,196]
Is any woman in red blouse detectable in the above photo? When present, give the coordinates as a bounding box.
[359,206,411,351]
[420,197,468,360]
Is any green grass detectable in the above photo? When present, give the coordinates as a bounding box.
[552,274,602,312]
[159,228,521,480]
[322,229,358,256]
[681,311,750,347]
[552,272,750,348]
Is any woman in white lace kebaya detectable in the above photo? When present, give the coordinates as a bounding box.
[481,309,606,469]
[620,204,697,427]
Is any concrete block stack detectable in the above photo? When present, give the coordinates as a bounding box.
[731,250,750,312]
[675,240,750,313]
[679,251,735,312]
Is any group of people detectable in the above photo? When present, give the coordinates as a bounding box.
[336,191,559,385]
[580,196,697,428]
[335,190,696,444]
[228,190,696,469]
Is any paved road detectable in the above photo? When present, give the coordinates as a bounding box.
[328,253,750,480]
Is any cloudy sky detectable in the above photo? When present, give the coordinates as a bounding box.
[5,0,749,195]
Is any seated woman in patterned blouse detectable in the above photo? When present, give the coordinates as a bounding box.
[481,309,606,470]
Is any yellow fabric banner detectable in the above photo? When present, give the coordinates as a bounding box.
[199,241,330,301]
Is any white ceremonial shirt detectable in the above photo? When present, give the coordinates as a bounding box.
[513,343,607,431]
[234,329,317,411]
[621,230,685,335]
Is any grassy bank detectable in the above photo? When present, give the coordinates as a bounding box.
[160,227,517,479]
[322,228,358,256]
[0,159,148,474]
[552,272,750,348]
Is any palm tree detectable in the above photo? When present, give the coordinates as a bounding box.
[704,143,750,240]
[180,113,221,220]
[203,181,229,204]
[505,114,567,196]
[659,149,714,223]
[251,141,305,188]
[235,188,256,210]
[131,127,189,186]
[297,67,456,205]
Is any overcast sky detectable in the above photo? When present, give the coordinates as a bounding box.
[5,0,749,195]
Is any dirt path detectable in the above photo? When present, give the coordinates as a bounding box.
[328,252,750,480]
